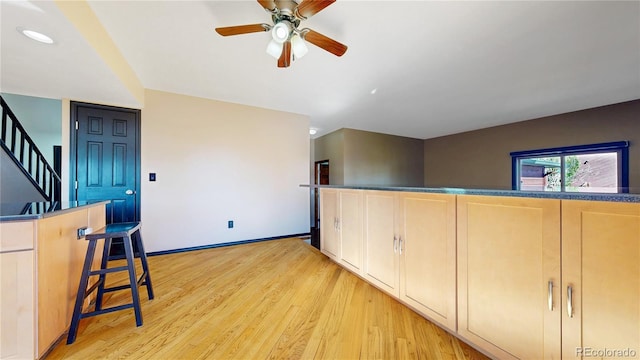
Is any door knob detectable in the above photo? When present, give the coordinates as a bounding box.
[125,189,135,195]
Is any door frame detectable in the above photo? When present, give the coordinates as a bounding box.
[69,101,142,222]
[310,160,329,249]
[313,160,329,227]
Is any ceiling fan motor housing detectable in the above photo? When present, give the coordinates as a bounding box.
[271,11,300,40]
[273,0,300,14]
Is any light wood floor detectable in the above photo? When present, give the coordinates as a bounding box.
[45,238,489,360]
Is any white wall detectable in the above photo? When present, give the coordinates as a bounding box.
[141,89,310,252]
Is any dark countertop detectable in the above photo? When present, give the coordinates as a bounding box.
[0,200,110,221]
[301,185,640,203]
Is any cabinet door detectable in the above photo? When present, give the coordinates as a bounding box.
[363,191,399,297]
[0,250,35,360]
[338,190,363,274]
[320,189,339,260]
[457,195,561,359]
[562,200,640,359]
[399,192,456,332]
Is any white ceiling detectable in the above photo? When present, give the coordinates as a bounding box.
[1,1,639,139]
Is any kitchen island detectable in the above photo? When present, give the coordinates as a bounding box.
[309,185,640,359]
[0,201,108,359]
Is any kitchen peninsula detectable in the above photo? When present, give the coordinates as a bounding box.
[310,185,640,359]
[0,201,108,359]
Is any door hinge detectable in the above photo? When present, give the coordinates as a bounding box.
[75,121,79,130]
[74,180,78,190]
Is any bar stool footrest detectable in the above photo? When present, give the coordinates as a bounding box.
[103,284,133,293]
[80,303,136,319]
[89,266,129,276]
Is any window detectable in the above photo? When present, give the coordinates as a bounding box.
[511,141,629,193]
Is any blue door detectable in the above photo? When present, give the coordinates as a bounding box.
[72,102,141,256]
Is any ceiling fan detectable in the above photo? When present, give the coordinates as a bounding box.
[215,0,348,68]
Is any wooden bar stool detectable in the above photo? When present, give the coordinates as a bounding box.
[67,221,154,344]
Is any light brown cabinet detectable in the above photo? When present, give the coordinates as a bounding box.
[459,196,640,360]
[398,192,456,331]
[336,190,364,274]
[363,191,398,295]
[561,200,640,359]
[0,203,106,359]
[457,195,561,359]
[320,189,364,274]
[0,221,36,360]
[362,191,457,331]
[320,188,640,359]
[320,189,340,260]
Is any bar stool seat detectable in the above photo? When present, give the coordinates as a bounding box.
[67,221,154,344]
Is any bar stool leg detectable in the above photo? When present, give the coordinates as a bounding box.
[67,240,98,345]
[95,238,112,311]
[134,230,154,300]
[123,234,143,326]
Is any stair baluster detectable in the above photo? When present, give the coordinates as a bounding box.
[0,95,61,203]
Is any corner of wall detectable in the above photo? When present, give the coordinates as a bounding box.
[61,99,71,201]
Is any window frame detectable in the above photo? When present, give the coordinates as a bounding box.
[510,141,629,193]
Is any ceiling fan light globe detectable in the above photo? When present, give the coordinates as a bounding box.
[291,34,308,59]
[271,22,289,44]
[266,40,284,59]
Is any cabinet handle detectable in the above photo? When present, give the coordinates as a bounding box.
[336,218,340,231]
[567,285,573,318]
[393,236,398,253]
[334,217,338,231]
[548,281,553,311]
[399,236,403,254]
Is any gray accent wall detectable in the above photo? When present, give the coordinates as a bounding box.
[423,99,640,193]
[314,128,424,186]
[0,149,46,203]
[313,129,345,185]
[343,129,424,186]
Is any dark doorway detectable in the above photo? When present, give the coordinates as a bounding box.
[311,160,329,249]
[70,102,141,257]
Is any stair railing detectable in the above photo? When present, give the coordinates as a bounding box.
[1,95,61,202]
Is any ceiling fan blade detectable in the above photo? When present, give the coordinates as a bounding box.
[295,0,335,19]
[302,29,347,57]
[257,0,277,12]
[215,24,270,36]
[278,41,292,68]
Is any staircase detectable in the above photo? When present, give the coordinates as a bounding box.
[1,95,61,203]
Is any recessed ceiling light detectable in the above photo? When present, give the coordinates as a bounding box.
[18,27,54,44]
[370,88,378,95]
[309,128,317,135]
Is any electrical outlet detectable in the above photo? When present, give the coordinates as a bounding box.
[228,220,234,229]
